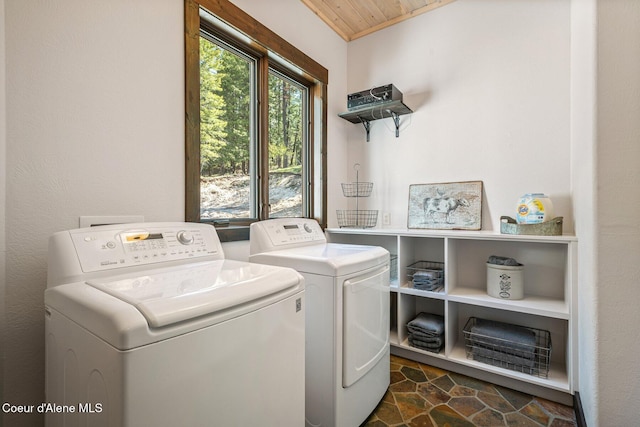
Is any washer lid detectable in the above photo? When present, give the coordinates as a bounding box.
[86,259,302,328]
[250,243,389,276]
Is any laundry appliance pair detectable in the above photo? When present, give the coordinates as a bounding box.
[45,219,390,427]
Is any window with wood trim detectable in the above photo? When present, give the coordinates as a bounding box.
[185,0,327,229]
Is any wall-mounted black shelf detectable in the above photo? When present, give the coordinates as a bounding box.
[338,100,413,142]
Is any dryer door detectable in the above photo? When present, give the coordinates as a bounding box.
[342,264,390,388]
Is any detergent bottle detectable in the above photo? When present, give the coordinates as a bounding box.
[516,193,554,224]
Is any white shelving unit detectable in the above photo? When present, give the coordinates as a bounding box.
[326,227,577,405]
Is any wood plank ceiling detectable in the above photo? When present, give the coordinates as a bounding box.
[301,0,457,42]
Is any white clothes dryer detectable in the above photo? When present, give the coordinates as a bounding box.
[249,218,390,427]
[45,222,305,427]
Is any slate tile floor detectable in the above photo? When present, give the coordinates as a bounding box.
[362,355,577,427]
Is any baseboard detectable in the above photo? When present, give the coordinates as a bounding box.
[574,392,588,427]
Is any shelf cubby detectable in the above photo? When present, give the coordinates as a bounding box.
[326,227,577,403]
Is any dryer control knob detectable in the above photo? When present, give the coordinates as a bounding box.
[304,223,313,233]
[176,230,194,245]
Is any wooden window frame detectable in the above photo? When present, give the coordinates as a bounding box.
[184,0,328,231]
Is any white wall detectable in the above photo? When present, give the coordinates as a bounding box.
[571,0,598,424]
[594,1,640,425]
[571,2,640,426]
[1,1,346,426]
[345,0,572,232]
[3,2,184,424]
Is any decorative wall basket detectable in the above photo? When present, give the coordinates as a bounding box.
[341,182,373,197]
[336,209,378,228]
[337,163,377,228]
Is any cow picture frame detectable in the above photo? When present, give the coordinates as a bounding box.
[407,181,483,230]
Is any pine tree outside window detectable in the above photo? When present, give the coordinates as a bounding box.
[185,0,327,235]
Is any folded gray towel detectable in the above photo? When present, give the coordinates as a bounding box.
[409,337,443,353]
[469,338,536,360]
[408,330,443,341]
[487,255,522,266]
[407,312,445,336]
[412,277,441,286]
[407,327,439,338]
[409,335,443,348]
[470,319,536,354]
[412,283,443,292]
[470,339,535,360]
[413,270,441,280]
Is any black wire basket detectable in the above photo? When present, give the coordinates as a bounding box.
[463,317,552,378]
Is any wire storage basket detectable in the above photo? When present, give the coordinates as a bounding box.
[463,317,551,378]
[407,261,444,292]
[341,182,373,197]
[336,210,378,228]
[337,164,377,228]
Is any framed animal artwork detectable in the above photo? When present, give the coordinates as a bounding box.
[407,181,483,230]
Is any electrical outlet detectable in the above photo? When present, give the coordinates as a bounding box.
[382,212,390,225]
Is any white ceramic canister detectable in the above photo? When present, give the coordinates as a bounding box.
[486,263,524,300]
[516,193,554,224]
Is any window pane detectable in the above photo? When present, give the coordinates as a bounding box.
[199,35,255,220]
[268,70,307,218]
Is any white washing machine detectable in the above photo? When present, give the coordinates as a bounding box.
[249,218,390,427]
[45,222,305,427]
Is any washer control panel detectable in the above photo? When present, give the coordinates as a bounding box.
[67,223,223,273]
[250,218,325,252]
